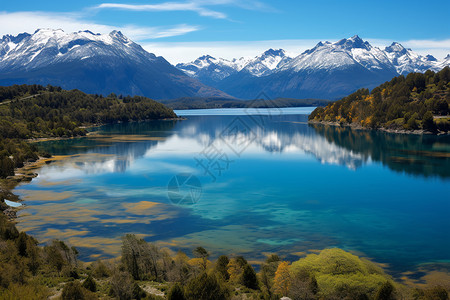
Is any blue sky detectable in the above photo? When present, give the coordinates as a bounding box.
[1,0,449,63]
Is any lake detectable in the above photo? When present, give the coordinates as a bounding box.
[15,107,450,277]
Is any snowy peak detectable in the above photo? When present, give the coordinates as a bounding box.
[198,54,215,61]
[0,28,160,72]
[425,55,437,62]
[385,42,408,55]
[176,48,290,81]
[176,35,450,100]
[283,36,394,73]
[177,48,292,80]
[178,54,236,70]
[437,54,450,69]
[175,54,244,84]
[0,28,230,99]
[383,41,440,75]
[241,48,291,76]
[177,36,450,87]
[262,48,286,57]
[335,35,371,50]
[1,32,31,44]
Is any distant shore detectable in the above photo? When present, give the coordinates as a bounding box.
[308,120,449,135]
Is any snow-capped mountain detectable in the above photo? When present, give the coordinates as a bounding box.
[240,49,292,76]
[384,42,439,75]
[281,36,395,73]
[215,36,400,99]
[175,55,247,86]
[176,48,291,85]
[177,35,449,100]
[2,30,448,101]
[438,54,450,70]
[0,29,230,99]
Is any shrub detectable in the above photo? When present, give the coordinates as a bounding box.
[82,275,97,292]
[290,248,392,298]
[0,283,50,299]
[184,272,229,300]
[167,283,186,300]
[374,281,395,300]
[109,270,134,300]
[91,260,110,278]
[61,281,85,300]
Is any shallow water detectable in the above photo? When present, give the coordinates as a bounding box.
[15,108,450,276]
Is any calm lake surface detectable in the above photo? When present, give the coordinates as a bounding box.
[15,107,450,276]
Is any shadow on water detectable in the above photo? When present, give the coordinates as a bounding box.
[310,123,450,179]
[37,120,180,156]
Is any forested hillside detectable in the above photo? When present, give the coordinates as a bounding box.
[309,67,450,133]
[0,84,177,177]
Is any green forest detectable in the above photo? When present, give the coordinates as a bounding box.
[0,84,177,178]
[0,212,448,300]
[309,67,450,133]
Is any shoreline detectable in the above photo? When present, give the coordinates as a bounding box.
[308,120,449,135]
[0,155,64,219]
[1,117,186,218]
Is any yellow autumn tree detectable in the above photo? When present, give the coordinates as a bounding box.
[273,261,291,296]
[227,258,243,283]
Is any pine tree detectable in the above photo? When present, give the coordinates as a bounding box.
[242,264,259,290]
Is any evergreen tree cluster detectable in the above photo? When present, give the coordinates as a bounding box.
[309,67,450,133]
[0,84,50,104]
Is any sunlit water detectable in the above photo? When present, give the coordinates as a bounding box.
[15,108,450,276]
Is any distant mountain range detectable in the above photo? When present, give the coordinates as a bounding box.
[0,30,449,100]
[176,49,292,86]
[0,29,229,100]
[177,35,450,99]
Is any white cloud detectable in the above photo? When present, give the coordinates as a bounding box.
[145,38,450,64]
[95,0,272,19]
[0,11,200,40]
[96,2,227,19]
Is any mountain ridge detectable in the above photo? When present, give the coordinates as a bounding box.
[0,29,231,100]
[1,30,449,101]
[177,35,449,100]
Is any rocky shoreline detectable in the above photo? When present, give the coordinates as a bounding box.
[308,120,449,135]
[0,155,50,220]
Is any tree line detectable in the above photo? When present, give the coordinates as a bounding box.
[309,67,450,133]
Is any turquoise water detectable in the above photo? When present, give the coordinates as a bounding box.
[15,108,450,275]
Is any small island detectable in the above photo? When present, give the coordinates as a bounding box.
[309,67,450,134]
